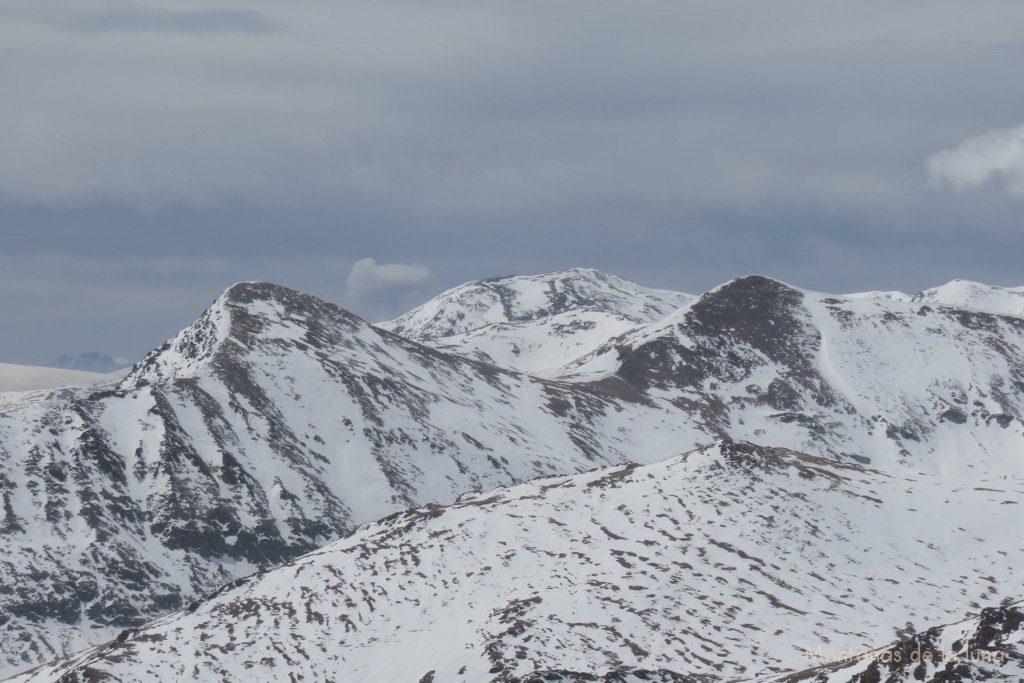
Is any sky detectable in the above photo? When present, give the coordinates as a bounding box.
[2,0,1024,366]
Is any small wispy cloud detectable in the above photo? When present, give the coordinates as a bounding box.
[345,258,431,300]
[926,123,1024,197]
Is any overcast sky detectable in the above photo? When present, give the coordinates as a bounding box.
[3,0,1024,366]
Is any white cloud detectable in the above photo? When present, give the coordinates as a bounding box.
[926,123,1024,197]
[345,258,430,299]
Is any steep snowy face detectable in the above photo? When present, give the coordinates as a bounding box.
[912,279,1024,318]
[0,282,702,676]
[14,441,1022,683]
[596,275,1024,474]
[380,268,693,376]
[117,285,237,386]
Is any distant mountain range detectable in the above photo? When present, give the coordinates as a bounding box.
[50,352,129,375]
[0,269,1021,680]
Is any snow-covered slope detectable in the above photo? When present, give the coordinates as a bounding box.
[12,441,1022,683]
[381,268,693,378]
[0,282,698,676]
[846,279,1024,318]
[843,289,914,302]
[564,275,1024,475]
[912,279,1024,318]
[2,272,1024,676]
[0,363,110,393]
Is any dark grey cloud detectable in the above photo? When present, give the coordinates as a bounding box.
[1,0,1024,364]
[45,4,282,35]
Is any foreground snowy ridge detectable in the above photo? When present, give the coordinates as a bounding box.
[0,269,1022,676]
[10,441,1022,682]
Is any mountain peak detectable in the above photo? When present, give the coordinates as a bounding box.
[709,273,800,295]
[479,266,605,282]
[121,281,363,388]
[378,268,693,376]
[613,274,815,397]
[688,274,805,328]
[912,279,1024,317]
[219,280,305,305]
[383,268,692,342]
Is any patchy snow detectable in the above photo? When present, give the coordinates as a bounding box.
[13,442,1022,683]
[2,272,1023,677]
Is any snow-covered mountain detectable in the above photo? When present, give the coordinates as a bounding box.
[912,279,1024,318]
[400,272,1024,475]
[381,268,693,378]
[11,441,1022,682]
[846,279,1024,318]
[0,281,696,675]
[597,275,1024,475]
[1,270,1023,677]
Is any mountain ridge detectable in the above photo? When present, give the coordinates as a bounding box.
[0,277,699,675]
[0,269,1022,677]
[380,268,694,378]
[10,440,1021,682]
